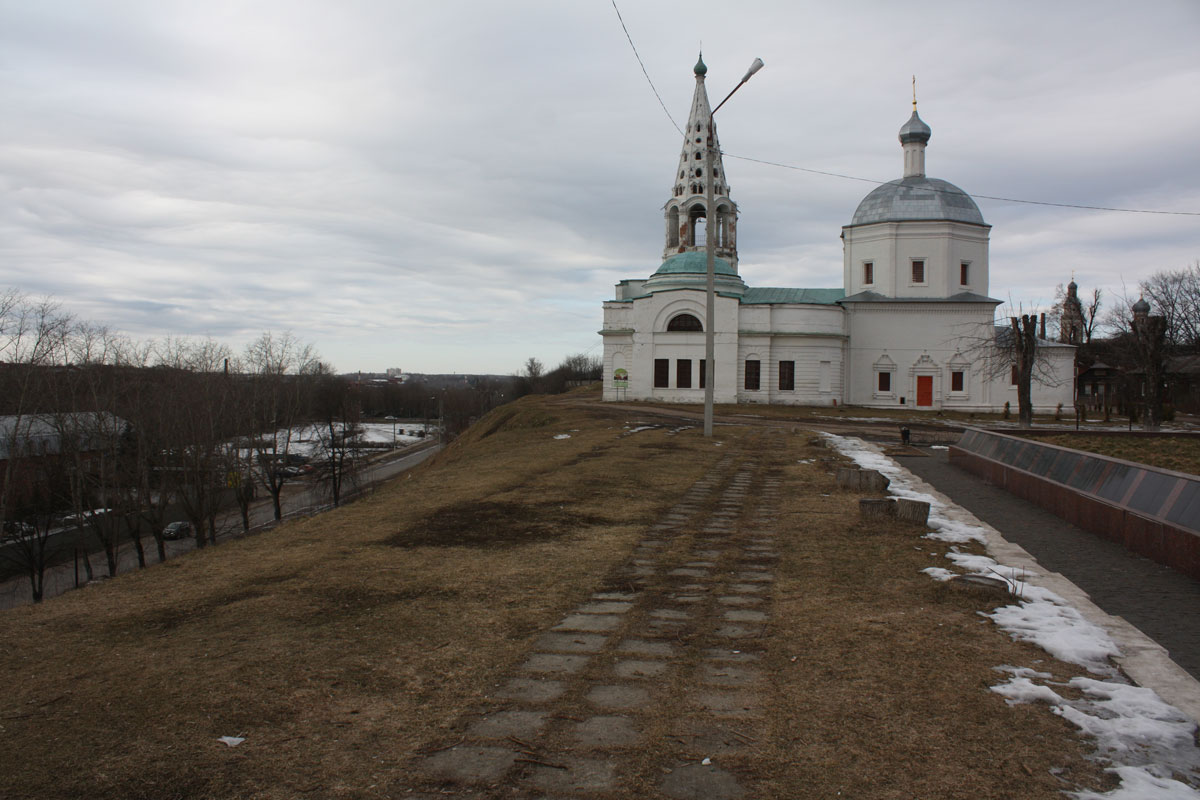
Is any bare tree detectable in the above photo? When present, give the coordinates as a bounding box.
[964,305,1065,429]
[155,337,238,547]
[1008,314,1039,428]
[243,332,321,521]
[1083,288,1102,344]
[1132,312,1168,429]
[1139,263,1200,349]
[0,292,74,597]
[311,367,361,508]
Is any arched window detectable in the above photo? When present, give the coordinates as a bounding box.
[667,313,703,332]
[688,205,707,246]
[667,207,680,248]
[715,204,731,247]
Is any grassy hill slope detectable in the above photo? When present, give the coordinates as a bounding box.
[0,395,1111,799]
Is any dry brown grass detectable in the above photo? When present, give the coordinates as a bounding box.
[0,395,1114,799]
[1033,433,1200,476]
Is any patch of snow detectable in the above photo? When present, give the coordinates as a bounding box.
[994,664,1054,681]
[553,434,571,440]
[822,432,1200,797]
[985,600,1120,676]
[990,675,1066,706]
[1062,679,1200,769]
[1071,766,1200,799]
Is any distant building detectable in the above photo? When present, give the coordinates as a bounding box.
[1059,279,1085,345]
[601,57,1074,411]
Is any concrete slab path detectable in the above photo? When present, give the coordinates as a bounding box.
[407,434,786,797]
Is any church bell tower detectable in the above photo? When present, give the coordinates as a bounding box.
[662,54,739,270]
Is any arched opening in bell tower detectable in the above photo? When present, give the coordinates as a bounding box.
[688,205,707,247]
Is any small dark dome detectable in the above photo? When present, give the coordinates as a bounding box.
[1133,296,1151,314]
[694,54,707,77]
[899,110,931,144]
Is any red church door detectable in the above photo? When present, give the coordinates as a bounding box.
[916,375,933,407]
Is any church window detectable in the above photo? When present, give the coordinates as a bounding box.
[713,169,718,177]
[695,137,702,143]
[695,152,702,160]
[911,260,925,284]
[951,371,964,392]
[654,359,669,388]
[666,313,702,332]
[677,360,692,388]
[695,168,703,177]
[1010,365,1019,386]
[863,262,874,285]
[779,361,795,391]
[745,359,761,391]
[668,208,680,247]
[699,359,706,388]
[960,262,970,285]
[878,371,891,392]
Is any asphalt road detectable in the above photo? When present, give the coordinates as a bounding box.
[0,442,441,609]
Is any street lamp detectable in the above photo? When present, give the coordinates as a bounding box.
[704,57,764,438]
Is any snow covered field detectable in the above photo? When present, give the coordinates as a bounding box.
[260,422,436,460]
[824,434,1200,799]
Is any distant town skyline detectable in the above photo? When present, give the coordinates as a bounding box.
[2,1,1197,373]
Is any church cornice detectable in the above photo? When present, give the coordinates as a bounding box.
[737,331,849,339]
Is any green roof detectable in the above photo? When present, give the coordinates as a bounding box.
[654,252,736,277]
[741,287,845,305]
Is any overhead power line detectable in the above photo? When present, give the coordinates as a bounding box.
[609,2,1200,218]
[725,153,1200,217]
[611,0,683,137]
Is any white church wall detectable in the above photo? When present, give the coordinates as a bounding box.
[844,303,998,410]
[768,304,844,334]
[843,221,989,299]
[736,335,844,405]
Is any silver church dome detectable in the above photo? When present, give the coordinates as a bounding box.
[849,176,986,226]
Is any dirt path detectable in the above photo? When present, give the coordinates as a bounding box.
[408,432,784,797]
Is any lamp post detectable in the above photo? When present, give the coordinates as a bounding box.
[704,57,764,438]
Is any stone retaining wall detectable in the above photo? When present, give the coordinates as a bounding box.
[949,428,1200,580]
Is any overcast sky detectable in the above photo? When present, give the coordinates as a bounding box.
[2,1,1197,374]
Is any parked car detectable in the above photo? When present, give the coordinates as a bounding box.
[162,521,194,540]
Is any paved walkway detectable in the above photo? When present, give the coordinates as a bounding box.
[895,448,1200,681]
[408,433,784,798]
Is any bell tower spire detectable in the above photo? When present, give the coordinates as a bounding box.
[663,54,739,269]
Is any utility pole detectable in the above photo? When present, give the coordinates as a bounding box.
[703,57,764,437]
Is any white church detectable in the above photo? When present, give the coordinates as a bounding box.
[601,57,1075,412]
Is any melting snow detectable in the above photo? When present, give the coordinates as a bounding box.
[823,433,1200,797]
